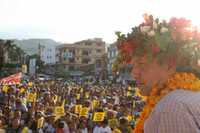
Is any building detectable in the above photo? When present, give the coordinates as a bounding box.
[56,38,106,78]
[107,43,118,79]
[118,64,133,85]
[39,44,56,65]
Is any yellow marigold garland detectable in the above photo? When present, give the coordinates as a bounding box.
[134,72,200,133]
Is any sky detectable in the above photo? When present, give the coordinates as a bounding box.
[0,0,200,44]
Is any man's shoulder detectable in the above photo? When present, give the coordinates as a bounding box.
[154,89,200,113]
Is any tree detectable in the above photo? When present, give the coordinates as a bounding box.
[0,39,26,77]
[0,40,13,71]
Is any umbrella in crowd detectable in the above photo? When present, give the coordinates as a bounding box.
[0,73,22,85]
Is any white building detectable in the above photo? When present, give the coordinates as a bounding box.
[107,43,118,77]
[40,44,56,65]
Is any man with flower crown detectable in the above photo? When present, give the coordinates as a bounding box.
[115,14,200,133]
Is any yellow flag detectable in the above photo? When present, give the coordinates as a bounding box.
[54,106,65,116]
[93,112,105,121]
[75,105,82,114]
[37,117,44,129]
[79,107,89,117]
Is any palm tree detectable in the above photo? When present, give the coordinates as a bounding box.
[0,40,26,74]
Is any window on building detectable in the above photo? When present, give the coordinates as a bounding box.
[96,59,101,68]
[82,50,89,56]
[96,42,102,46]
[63,57,67,61]
[82,58,91,64]
[69,66,74,71]
[69,49,75,55]
[85,42,92,46]
[96,49,101,53]
[69,58,75,63]
[109,52,112,58]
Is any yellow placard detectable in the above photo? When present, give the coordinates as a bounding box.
[135,87,141,96]
[93,112,105,122]
[27,93,37,102]
[126,115,133,122]
[61,99,65,107]
[133,101,135,108]
[28,82,33,87]
[54,106,65,116]
[127,91,131,96]
[37,117,44,129]
[2,85,9,93]
[21,127,28,133]
[76,94,80,100]
[53,95,58,103]
[22,64,27,73]
[128,86,132,91]
[75,105,82,114]
[20,87,25,93]
[80,88,83,93]
[92,100,99,109]
[85,92,90,98]
[79,107,89,117]
[113,129,122,133]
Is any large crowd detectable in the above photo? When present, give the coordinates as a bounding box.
[0,79,146,133]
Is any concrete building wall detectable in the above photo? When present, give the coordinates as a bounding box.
[107,43,118,76]
[40,45,56,64]
[56,38,106,77]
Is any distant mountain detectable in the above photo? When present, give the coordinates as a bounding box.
[14,39,60,55]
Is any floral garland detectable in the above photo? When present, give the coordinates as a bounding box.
[133,72,200,133]
[114,14,200,73]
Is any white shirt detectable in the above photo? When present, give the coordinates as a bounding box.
[93,126,101,133]
[93,126,112,133]
[81,128,88,133]
[114,96,119,105]
[100,126,112,133]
